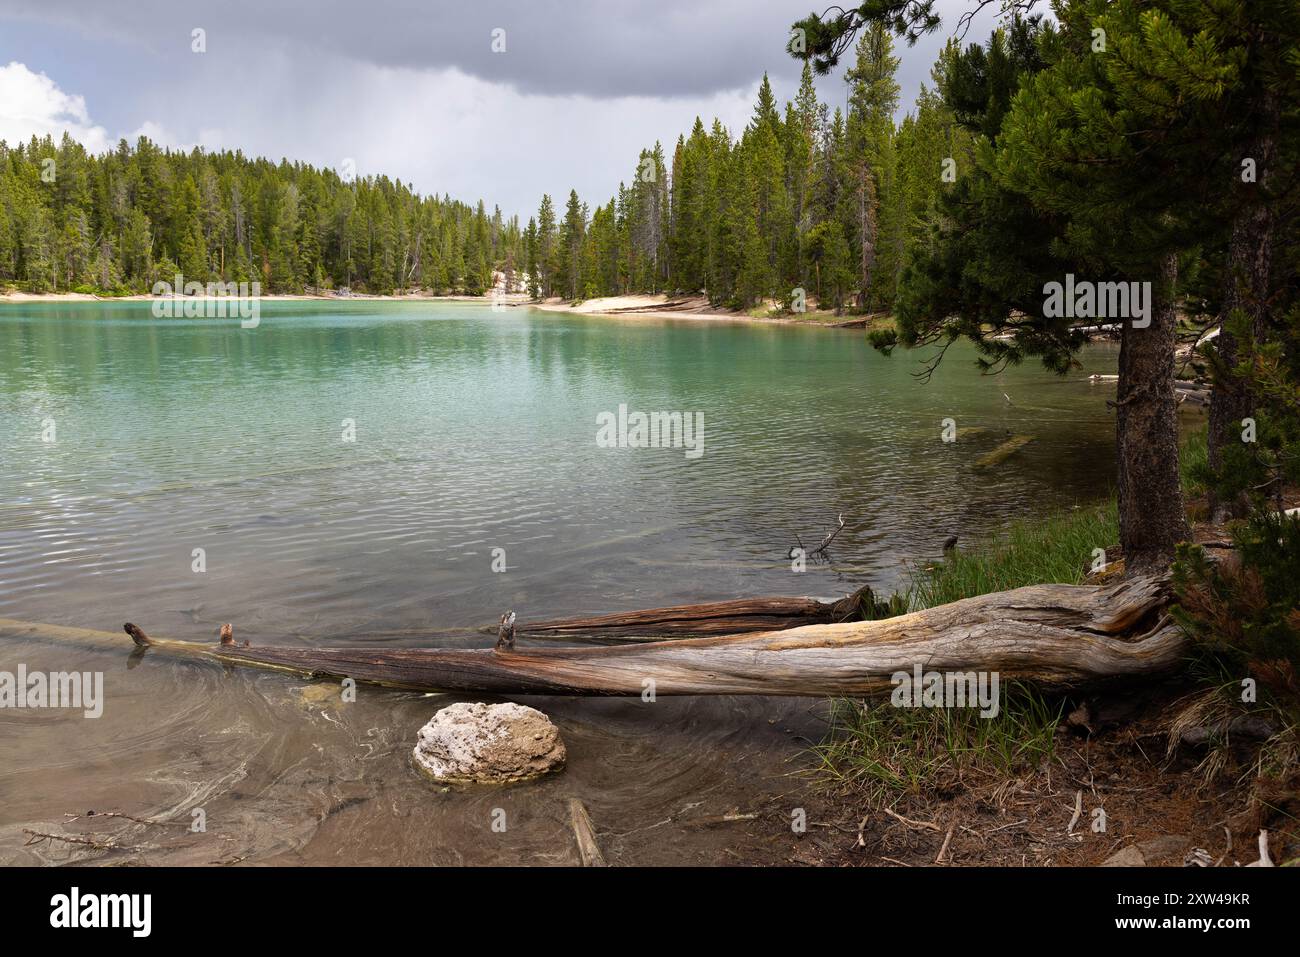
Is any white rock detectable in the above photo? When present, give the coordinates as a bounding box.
[412,702,566,784]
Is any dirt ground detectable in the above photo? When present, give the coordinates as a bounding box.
[756,681,1298,867]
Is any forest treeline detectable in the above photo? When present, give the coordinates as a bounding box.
[0,136,524,296]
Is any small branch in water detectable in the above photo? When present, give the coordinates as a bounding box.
[495,611,516,652]
[23,829,137,852]
[790,513,847,561]
[220,623,249,647]
[62,810,187,828]
[123,622,151,646]
[680,810,760,828]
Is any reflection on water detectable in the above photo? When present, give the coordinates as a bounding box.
[0,301,1119,864]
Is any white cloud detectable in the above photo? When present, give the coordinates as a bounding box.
[126,50,760,219]
[126,120,193,151]
[0,60,112,151]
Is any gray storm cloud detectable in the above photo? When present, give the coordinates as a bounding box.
[2,0,812,98]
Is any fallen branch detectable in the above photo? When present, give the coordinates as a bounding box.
[935,825,955,864]
[520,585,876,642]
[883,807,941,832]
[23,829,134,852]
[62,810,187,828]
[680,811,760,828]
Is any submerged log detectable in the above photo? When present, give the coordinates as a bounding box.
[973,434,1035,469]
[0,575,1186,697]
[520,586,876,642]
[568,799,606,867]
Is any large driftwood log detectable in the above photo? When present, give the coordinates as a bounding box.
[0,576,1186,696]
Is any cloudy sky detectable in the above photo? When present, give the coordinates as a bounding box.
[0,0,1003,220]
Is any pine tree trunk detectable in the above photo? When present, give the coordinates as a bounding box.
[1116,252,1191,573]
[1207,95,1278,521]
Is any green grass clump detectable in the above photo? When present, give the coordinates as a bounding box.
[1180,427,1208,497]
[913,502,1119,609]
[811,685,1062,804]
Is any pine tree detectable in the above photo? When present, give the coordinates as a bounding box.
[536,194,556,297]
[557,190,585,300]
[524,216,540,299]
[844,23,901,311]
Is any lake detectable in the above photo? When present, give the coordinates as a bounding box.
[0,300,1119,864]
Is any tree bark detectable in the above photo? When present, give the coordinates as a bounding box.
[0,575,1185,697]
[1115,252,1191,574]
[520,588,875,642]
[1207,92,1279,521]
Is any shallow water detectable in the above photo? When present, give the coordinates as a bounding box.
[0,300,1120,865]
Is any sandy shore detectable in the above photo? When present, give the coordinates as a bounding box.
[0,288,866,328]
[528,294,859,326]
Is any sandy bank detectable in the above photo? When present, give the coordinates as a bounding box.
[0,288,865,328]
[528,294,858,326]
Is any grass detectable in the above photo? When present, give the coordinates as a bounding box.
[810,503,1114,804]
[812,431,1215,805]
[1180,426,1208,497]
[912,501,1118,608]
[811,685,1062,805]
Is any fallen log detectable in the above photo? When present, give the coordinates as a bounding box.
[518,585,877,642]
[973,434,1035,469]
[0,575,1187,696]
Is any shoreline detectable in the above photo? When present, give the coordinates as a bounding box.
[0,289,878,328]
[526,294,850,326]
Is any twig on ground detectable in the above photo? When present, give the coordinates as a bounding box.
[883,806,941,831]
[1066,789,1083,836]
[935,826,955,864]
